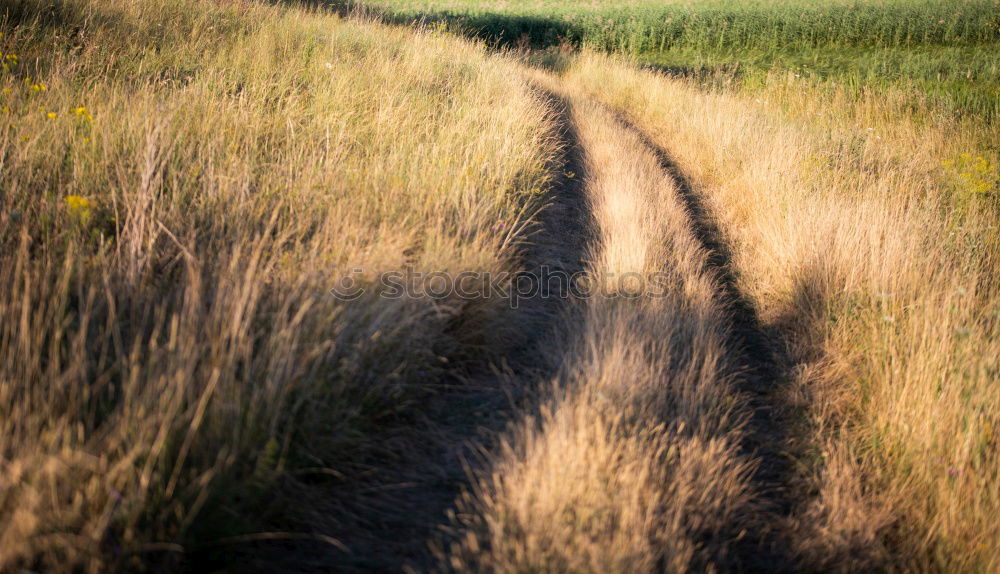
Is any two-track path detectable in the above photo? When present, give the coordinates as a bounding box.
[241,78,801,573]
[407,85,802,572]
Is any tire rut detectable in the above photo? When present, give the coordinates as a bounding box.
[324,86,594,573]
[402,87,595,573]
[603,109,802,573]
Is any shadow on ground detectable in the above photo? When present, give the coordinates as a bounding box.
[183,85,595,574]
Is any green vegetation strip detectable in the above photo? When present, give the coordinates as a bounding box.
[371,0,1000,119]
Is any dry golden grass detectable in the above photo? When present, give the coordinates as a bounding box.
[561,51,999,570]
[2,0,997,571]
[441,88,755,572]
[0,0,557,570]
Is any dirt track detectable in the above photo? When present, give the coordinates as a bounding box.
[239,79,803,574]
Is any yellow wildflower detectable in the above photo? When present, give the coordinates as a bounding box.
[65,195,94,225]
[46,111,57,119]
[945,153,998,197]
[65,195,92,210]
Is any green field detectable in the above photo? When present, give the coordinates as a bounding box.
[374,0,1000,120]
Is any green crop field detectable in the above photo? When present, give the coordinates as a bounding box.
[373,0,1000,120]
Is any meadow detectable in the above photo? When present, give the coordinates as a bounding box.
[1,0,997,571]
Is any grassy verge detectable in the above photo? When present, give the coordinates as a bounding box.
[0,0,555,570]
[558,50,998,569]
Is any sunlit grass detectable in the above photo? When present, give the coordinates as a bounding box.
[0,0,556,570]
[562,50,998,570]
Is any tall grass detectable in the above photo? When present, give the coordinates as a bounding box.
[561,51,999,570]
[0,0,556,570]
